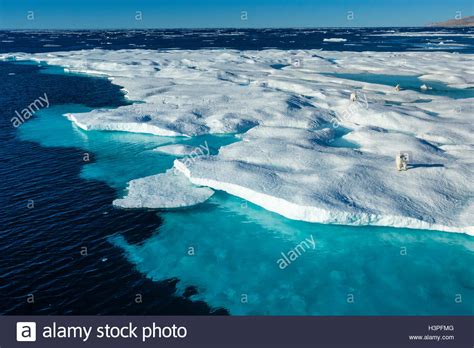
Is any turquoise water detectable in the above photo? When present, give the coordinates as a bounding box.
[327,127,360,149]
[19,106,237,191]
[270,63,289,70]
[112,193,474,315]
[19,105,474,315]
[323,73,474,99]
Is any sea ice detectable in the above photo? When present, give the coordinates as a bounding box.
[3,49,472,233]
[323,38,347,42]
[153,143,208,157]
[113,170,214,209]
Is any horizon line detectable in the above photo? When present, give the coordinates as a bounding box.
[0,25,454,31]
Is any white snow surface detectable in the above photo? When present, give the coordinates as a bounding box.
[323,38,347,42]
[113,170,214,209]
[3,49,473,234]
[153,144,207,157]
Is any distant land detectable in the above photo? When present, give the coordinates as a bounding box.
[428,15,474,27]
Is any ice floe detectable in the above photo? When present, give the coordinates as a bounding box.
[2,49,473,233]
[113,169,214,209]
[323,38,347,42]
[153,143,208,157]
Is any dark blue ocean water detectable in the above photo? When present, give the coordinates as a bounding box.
[0,61,225,314]
[1,27,474,53]
[1,29,473,315]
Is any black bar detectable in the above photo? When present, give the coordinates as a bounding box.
[2,316,473,347]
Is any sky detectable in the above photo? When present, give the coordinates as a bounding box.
[0,0,473,29]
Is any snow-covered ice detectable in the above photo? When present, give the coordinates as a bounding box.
[3,49,473,234]
[323,38,347,42]
[153,143,207,157]
[113,169,214,209]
